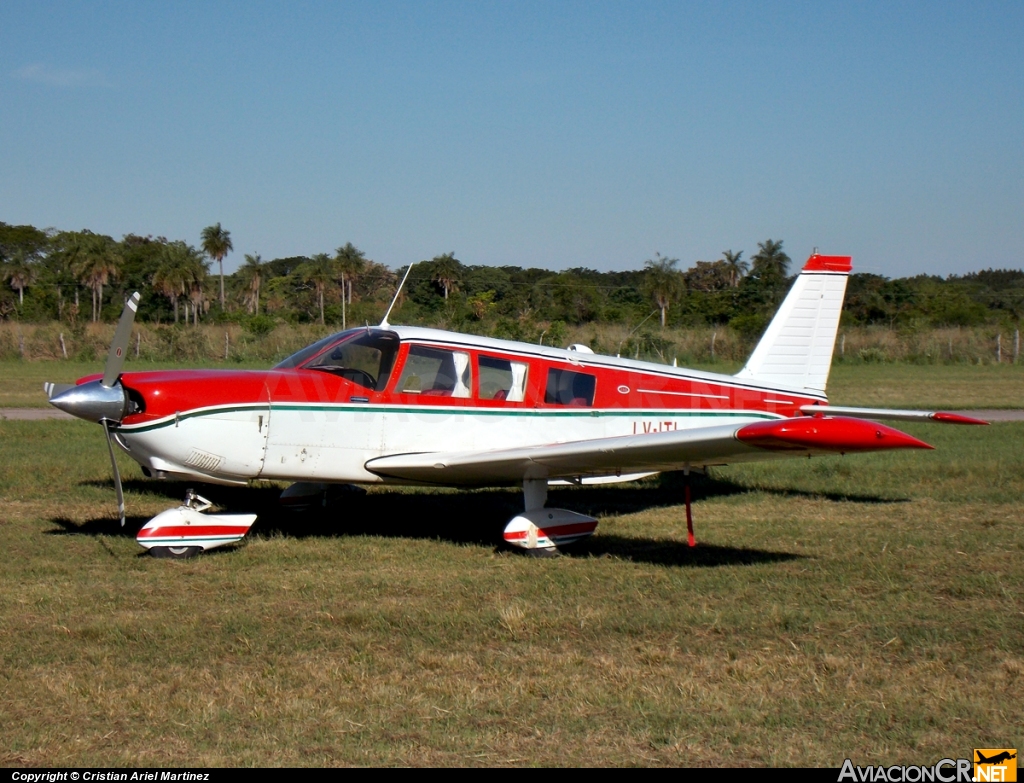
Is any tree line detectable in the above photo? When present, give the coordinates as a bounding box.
[2,221,1022,341]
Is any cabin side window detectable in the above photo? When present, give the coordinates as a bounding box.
[396,345,472,398]
[477,356,529,402]
[544,367,596,406]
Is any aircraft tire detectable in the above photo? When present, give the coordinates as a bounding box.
[525,546,561,558]
[149,545,202,560]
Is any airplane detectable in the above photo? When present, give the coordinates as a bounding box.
[46,253,987,558]
[976,752,1016,766]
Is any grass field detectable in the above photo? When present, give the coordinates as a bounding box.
[0,409,1021,765]
[3,358,1024,409]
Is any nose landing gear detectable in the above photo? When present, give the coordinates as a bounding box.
[137,488,257,559]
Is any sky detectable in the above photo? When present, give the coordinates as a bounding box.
[1,1,1022,278]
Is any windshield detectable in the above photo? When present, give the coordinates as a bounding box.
[273,330,358,370]
[275,329,400,392]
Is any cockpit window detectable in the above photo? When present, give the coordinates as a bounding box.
[396,346,471,398]
[276,329,400,392]
[273,330,356,370]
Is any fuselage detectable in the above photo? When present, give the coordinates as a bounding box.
[99,326,829,487]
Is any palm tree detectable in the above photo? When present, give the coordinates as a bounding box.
[200,223,233,311]
[721,249,748,288]
[152,256,185,323]
[644,252,683,328]
[42,231,80,320]
[431,252,462,300]
[238,253,264,315]
[3,250,36,305]
[71,233,121,322]
[188,273,208,326]
[153,242,207,324]
[301,253,336,325]
[335,243,366,329]
[749,239,791,279]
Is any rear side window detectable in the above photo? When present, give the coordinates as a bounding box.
[545,368,596,406]
[478,356,529,402]
[396,346,472,398]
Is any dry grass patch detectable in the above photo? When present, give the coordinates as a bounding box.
[0,416,1022,765]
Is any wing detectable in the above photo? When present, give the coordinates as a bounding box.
[798,405,988,424]
[365,416,933,486]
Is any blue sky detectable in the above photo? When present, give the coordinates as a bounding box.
[1,1,1022,277]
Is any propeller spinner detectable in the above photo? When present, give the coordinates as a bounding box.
[48,292,141,526]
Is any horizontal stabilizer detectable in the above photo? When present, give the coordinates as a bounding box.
[798,405,988,425]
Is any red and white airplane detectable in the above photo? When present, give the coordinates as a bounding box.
[47,253,986,558]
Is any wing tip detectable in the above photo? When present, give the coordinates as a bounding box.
[736,416,933,452]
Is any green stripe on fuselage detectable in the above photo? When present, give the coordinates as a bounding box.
[121,403,780,433]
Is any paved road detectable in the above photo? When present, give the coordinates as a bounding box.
[3,408,1024,422]
[957,409,1024,421]
[1,408,75,420]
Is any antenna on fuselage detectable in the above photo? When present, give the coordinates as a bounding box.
[380,262,415,328]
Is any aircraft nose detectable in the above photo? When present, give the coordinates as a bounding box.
[49,380,128,424]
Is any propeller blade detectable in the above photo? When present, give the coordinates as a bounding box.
[102,419,126,527]
[44,382,75,399]
[102,292,141,388]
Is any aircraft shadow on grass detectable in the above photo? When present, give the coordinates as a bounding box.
[47,469,908,567]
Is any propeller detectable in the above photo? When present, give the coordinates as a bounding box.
[48,292,140,526]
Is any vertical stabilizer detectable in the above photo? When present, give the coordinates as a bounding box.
[734,254,851,394]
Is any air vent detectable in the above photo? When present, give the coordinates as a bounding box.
[185,449,223,472]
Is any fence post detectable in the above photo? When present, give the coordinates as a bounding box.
[840,333,845,359]
[710,332,716,362]
[997,333,1002,363]
[136,331,141,358]
[1015,329,1020,364]
[224,331,230,360]
[59,333,67,359]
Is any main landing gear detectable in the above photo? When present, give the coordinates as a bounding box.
[502,470,699,556]
[502,479,598,556]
